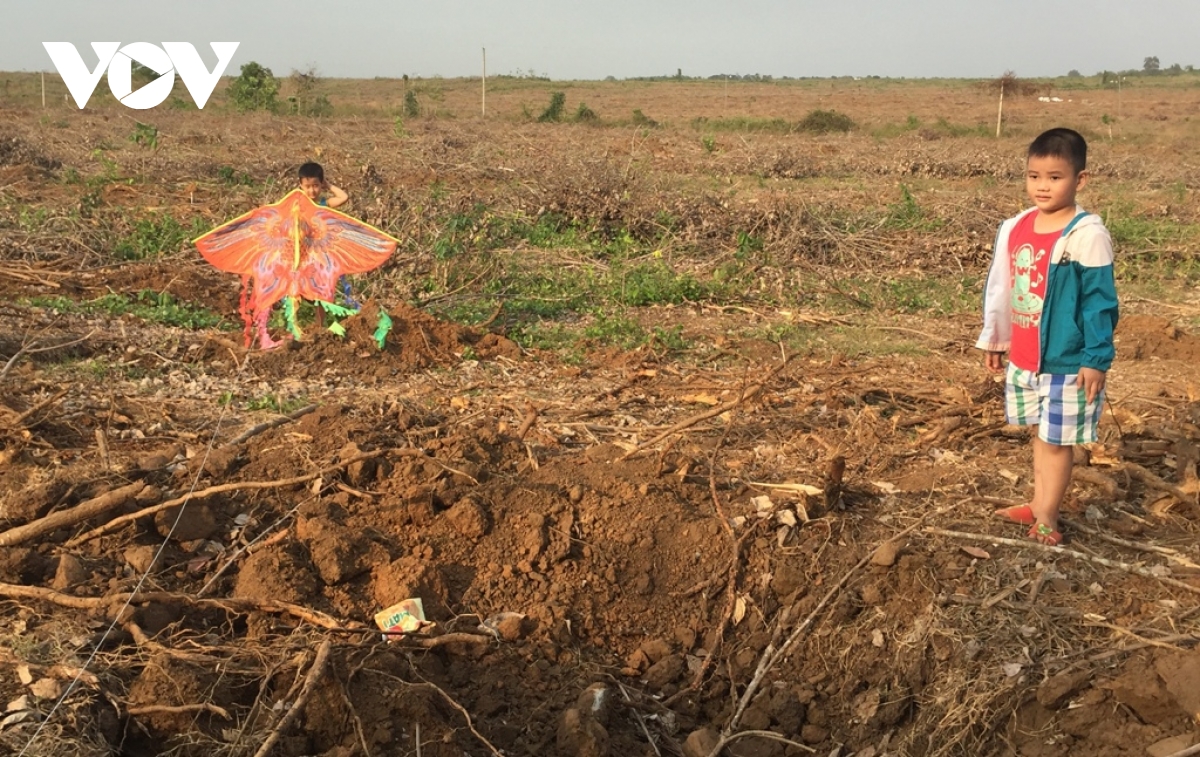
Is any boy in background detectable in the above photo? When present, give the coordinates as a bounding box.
[976,128,1119,545]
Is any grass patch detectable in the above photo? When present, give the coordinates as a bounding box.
[691,116,793,134]
[27,290,227,330]
[115,215,207,260]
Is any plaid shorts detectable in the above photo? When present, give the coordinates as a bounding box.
[1005,363,1103,445]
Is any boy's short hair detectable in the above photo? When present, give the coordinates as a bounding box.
[1028,128,1087,174]
[298,162,325,181]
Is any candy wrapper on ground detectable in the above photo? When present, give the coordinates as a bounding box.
[374,598,428,638]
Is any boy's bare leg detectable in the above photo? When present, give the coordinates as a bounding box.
[1030,435,1072,543]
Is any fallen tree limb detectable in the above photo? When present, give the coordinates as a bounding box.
[0,482,150,547]
[252,639,332,757]
[126,703,231,719]
[14,388,69,428]
[223,403,319,447]
[67,447,426,547]
[0,583,344,629]
[925,527,1200,597]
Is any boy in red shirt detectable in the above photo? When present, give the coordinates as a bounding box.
[976,128,1119,545]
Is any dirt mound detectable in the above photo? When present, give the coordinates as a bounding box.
[0,135,60,171]
[249,301,519,381]
[1116,314,1200,362]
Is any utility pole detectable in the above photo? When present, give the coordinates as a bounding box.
[481,48,486,117]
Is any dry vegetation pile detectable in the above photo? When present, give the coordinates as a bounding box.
[1,76,1200,757]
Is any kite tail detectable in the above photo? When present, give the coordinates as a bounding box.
[339,275,360,310]
[283,296,303,341]
[239,275,253,348]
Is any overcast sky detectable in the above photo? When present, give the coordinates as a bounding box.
[4,0,1195,81]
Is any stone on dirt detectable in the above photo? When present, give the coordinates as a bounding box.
[155,503,218,542]
[51,553,87,589]
[869,539,903,567]
[445,496,492,539]
[575,683,613,727]
[556,705,609,757]
[1104,659,1181,725]
[682,726,719,757]
[1036,669,1093,710]
[123,545,160,575]
[643,653,685,691]
[1154,650,1200,722]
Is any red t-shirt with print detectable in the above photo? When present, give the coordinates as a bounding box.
[1007,212,1060,371]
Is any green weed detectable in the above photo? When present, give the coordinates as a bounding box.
[797,109,856,134]
[128,122,158,149]
[245,393,310,413]
[692,116,791,134]
[538,92,566,122]
[27,290,227,330]
[404,90,420,118]
[115,215,205,260]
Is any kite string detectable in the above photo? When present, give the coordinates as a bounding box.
[18,358,249,755]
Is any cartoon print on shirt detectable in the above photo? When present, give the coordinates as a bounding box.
[1010,243,1046,329]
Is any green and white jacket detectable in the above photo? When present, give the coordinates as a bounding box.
[976,206,1119,374]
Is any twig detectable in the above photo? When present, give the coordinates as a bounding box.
[1163,742,1200,757]
[0,582,344,629]
[1083,619,1196,652]
[1123,461,1198,509]
[516,401,539,441]
[223,403,319,447]
[724,513,939,738]
[0,331,96,381]
[13,388,69,427]
[67,447,426,546]
[252,639,332,757]
[618,683,661,757]
[1063,517,1198,566]
[710,729,815,755]
[126,703,232,719]
[621,353,796,461]
[925,527,1200,596]
[0,481,149,547]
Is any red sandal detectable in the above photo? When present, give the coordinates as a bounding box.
[1028,522,1062,546]
[994,504,1035,525]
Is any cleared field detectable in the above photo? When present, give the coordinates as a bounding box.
[2,72,1200,757]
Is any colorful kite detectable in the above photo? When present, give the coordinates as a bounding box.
[194,189,399,349]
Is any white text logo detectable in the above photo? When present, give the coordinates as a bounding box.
[42,42,240,109]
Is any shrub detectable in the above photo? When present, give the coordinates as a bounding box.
[631,109,658,127]
[574,102,597,122]
[538,91,566,122]
[404,90,420,118]
[228,62,279,112]
[797,109,856,134]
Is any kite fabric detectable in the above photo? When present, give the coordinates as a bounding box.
[193,189,399,348]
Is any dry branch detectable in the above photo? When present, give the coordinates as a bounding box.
[925,527,1200,596]
[0,481,149,547]
[620,354,796,460]
[223,403,319,447]
[0,583,345,629]
[67,447,426,546]
[252,639,332,757]
[126,703,231,719]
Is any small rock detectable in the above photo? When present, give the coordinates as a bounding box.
[740,703,771,731]
[575,684,613,727]
[1037,669,1092,710]
[568,485,584,504]
[51,554,88,589]
[1147,735,1196,757]
[870,540,902,567]
[488,612,529,641]
[683,727,719,757]
[638,638,672,664]
[801,724,829,744]
[123,546,160,575]
[445,497,491,540]
[643,654,685,691]
[1154,651,1200,722]
[556,707,609,757]
[155,504,218,542]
